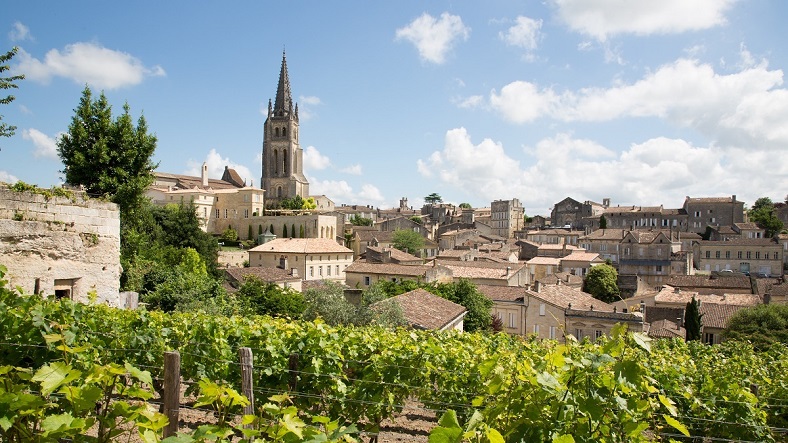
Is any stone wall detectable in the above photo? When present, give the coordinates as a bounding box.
[0,186,121,306]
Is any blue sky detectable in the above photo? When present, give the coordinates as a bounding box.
[2,0,787,216]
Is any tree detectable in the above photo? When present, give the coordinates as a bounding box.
[432,279,493,332]
[57,86,157,218]
[282,224,288,238]
[424,193,443,205]
[349,214,373,226]
[458,203,472,209]
[599,214,607,229]
[409,215,422,225]
[724,303,788,350]
[684,297,703,341]
[220,227,238,243]
[582,264,620,303]
[748,197,784,237]
[1,47,25,143]
[237,276,306,319]
[247,224,253,240]
[392,229,424,256]
[301,281,404,327]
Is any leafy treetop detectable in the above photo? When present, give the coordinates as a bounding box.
[0,47,25,143]
[424,193,443,205]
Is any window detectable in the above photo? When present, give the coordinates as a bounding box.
[549,326,557,339]
[364,276,370,285]
[575,329,582,339]
[318,266,323,276]
[656,265,663,273]
[703,333,715,345]
[309,267,314,277]
[737,251,742,259]
[224,209,228,218]
[705,251,710,258]
[244,209,249,219]
[595,330,603,339]
[775,252,780,260]
[539,304,545,316]
[755,252,761,259]
[746,251,751,259]
[336,265,340,275]
[508,313,515,328]
[725,251,730,259]
[533,324,540,335]
[327,266,331,276]
[715,251,720,259]
[203,207,207,218]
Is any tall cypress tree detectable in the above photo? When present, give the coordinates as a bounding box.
[685,297,703,341]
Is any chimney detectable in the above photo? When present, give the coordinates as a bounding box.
[201,162,209,187]
[534,281,542,292]
[506,266,511,277]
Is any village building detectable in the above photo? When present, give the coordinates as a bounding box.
[693,238,783,276]
[550,197,608,230]
[224,266,302,292]
[490,198,524,239]
[382,288,466,331]
[344,262,451,288]
[579,229,626,264]
[683,195,745,234]
[247,238,353,283]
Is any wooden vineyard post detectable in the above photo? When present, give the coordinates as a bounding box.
[239,347,255,421]
[163,351,181,438]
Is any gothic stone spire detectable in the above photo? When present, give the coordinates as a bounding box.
[273,51,292,117]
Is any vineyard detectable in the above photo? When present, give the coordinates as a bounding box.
[1,273,787,442]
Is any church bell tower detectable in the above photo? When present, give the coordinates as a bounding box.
[261,51,309,205]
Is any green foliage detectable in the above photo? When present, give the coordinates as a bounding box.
[424,193,443,205]
[9,181,75,201]
[247,224,253,240]
[279,195,308,210]
[409,215,423,225]
[391,229,424,256]
[282,224,288,238]
[56,86,158,219]
[299,224,305,238]
[583,264,620,303]
[599,214,607,229]
[237,276,305,319]
[725,303,788,350]
[220,226,238,243]
[748,196,784,237]
[301,281,405,327]
[458,202,472,209]
[0,280,787,442]
[141,266,237,316]
[1,46,25,141]
[303,196,317,210]
[684,297,703,342]
[349,214,373,226]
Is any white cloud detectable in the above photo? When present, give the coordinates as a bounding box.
[488,57,788,148]
[306,175,387,206]
[454,95,483,109]
[0,171,19,184]
[418,128,783,216]
[303,146,331,170]
[23,128,60,159]
[500,16,543,60]
[9,22,32,42]
[395,12,470,64]
[15,42,165,89]
[185,149,255,186]
[340,164,362,175]
[552,0,737,41]
[299,95,322,105]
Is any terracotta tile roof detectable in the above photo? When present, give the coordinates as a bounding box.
[685,196,736,203]
[538,244,581,251]
[654,286,760,306]
[476,284,526,302]
[565,309,642,322]
[561,251,601,262]
[436,260,525,280]
[153,171,241,190]
[624,230,670,244]
[356,230,394,243]
[648,319,685,339]
[733,222,761,231]
[248,238,353,254]
[386,289,467,330]
[700,302,748,329]
[644,306,685,323]
[664,275,752,290]
[527,256,561,266]
[699,238,778,246]
[678,232,702,240]
[528,284,615,311]
[663,208,686,215]
[538,272,584,287]
[344,262,432,277]
[365,245,422,263]
[225,266,300,286]
[757,278,788,297]
[579,229,627,241]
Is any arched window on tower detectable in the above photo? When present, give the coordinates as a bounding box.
[277,187,282,198]
[282,149,288,175]
[275,127,280,137]
[282,127,287,137]
[274,150,279,174]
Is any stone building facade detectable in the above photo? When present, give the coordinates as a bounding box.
[490,198,524,239]
[683,195,744,233]
[0,186,122,306]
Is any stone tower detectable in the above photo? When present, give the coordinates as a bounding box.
[261,51,309,205]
